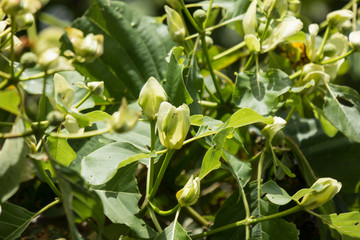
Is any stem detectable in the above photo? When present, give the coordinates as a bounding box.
[148,207,163,232]
[37,70,48,121]
[34,198,61,218]
[289,69,302,80]
[285,106,296,123]
[239,182,250,240]
[74,90,93,109]
[214,69,235,87]
[19,69,58,81]
[47,126,111,139]
[185,206,211,227]
[149,200,180,216]
[191,205,304,239]
[149,149,175,200]
[257,152,265,216]
[204,0,214,27]
[10,17,15,78]
[31,158,62,198]
[316,26,331,62]
[198,100,218,108]
[0,27,11,39]
[180,0,203,33]
[320,49,356,65]
[0,129,34,139]
[213,41,246,60]
[0,70,11,79]
[243,54,254,71]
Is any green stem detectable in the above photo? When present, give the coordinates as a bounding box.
[191,205,304,239]
[146,120,157,197]
[37,70,48,121]
[34,198,61,218]
[204,0,214,27]
[0,27,11,39]
[316,26,331,62]
[257,151,265,216]
[243,54,254,71]
[185,206,211,227]
[285,106,296,123]
[31,158,62,198]
[149,200,180,216]
[19,69,58,81]
[0,70,11,79]
[149,149,175,200]
[47,126,111,139]
[289,69,302,80]
[0,129,34,139]
[74,90,93,109]
[0,121,14,126]
[320,49,356,65]
[148,207,163,232]
[239,182,251,240]
[180,0,203,33]
[200,34,224,103]
[213,41,246,60]
[198,100,218,108]
[214,69,235,87]
[10,17,15,78]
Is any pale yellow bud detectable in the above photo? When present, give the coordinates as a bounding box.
[176,176,200,207]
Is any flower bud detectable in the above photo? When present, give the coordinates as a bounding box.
[245,34,260,52]
[20,52,37,68]
[165,6,185,43]
[38,47,60,69]
[88,81,104,97]
[193,9,207,28]
[110,98,140,133]
[15,12,34,30]
[176,176,200,207]
[46,111,65,126]
[1,0,22,15]
[323,43,337,57]
[166,0,182,11]
[205,36,213,48]
[138,77,168,120]
[157,102,190,150]
[326,10,353,28]
[300,178,342,210]
[349,31,360,51]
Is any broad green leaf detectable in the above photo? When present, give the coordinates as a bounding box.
[0,203,34,240]
[184,55,203,114]
[68,111,90,128]
[199,128,233,179]
[93,163,157,239]
[81,141,150,185]
[269,52,292,75]
[84,110,111,122]
[223,151,252,188]
[155,221,191,240]
[0,119,29,203]
[262,180,292,205]
[0,89,20,115]
[163,47,193,107]
[311,103,338,138]
[53,73,75,110]
[320,212,360,240]
[47,136,76,166]
[233,69,291,115]
[226,108,274,128]
[66,0,173,100]
[55,163,105,239]
[324,83,360,143]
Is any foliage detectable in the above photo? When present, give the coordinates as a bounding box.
[0,0,360,239]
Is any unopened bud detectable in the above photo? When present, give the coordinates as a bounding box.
[138,77,168,120]
[14,12,34,29]
[38,47,60,69]
[349,31,360,51]
[245,34,260,52]
[157,102,190,150]
[20,52,37,68]
[327,10,353,28]
[193,9,207,28]
[46,111,65,126]
[110,98,140,133]
[88,81,104,97]
[300,178,341,210]
[1,0,22,15]
[176,176,200,207]
[165,6,185,43]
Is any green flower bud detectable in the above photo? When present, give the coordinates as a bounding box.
[157,102,190,150]
[46,111,65,126]
[20,52,37,68]
[205,36,213,48]
[1,0,22,15]
[176,176,200,207]
[15,12,34,30]
[38,47,60,69]
[349,31,360,51]
[165,6,185,43]
[110,98,140,133]
[326,10,353,28]
[138,77,168,120]
[245,34,260,52]
[166,0,182,11]
[300,178,342,210]
[88,81,104,97]
[193,9,207,28]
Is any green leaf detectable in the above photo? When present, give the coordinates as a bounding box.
[155,221,191,240]
[55,163,105,239]
[81,141,150,185]
[47,136,76,166]
[320,212,360,240]
[223,151,252,188]
[0,119,29,203]
[0,89,20,115]
[53,73,75,110]
[84,110,111,122]
[324,83,360,142]
[163,47,193,107]
[93,163,157,239]
[226,108,274,128]
[183,56,203,114]
[233,69,291,115]
[0,203,34,240]
[66,0,173,100]
[262,180,292,205]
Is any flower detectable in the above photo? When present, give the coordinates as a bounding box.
[176,176,200,207]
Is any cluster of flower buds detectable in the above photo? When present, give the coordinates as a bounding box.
[176,175,200,207]
[300,178,342,210]
[65,27,104,63]
[1,0,42,30]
